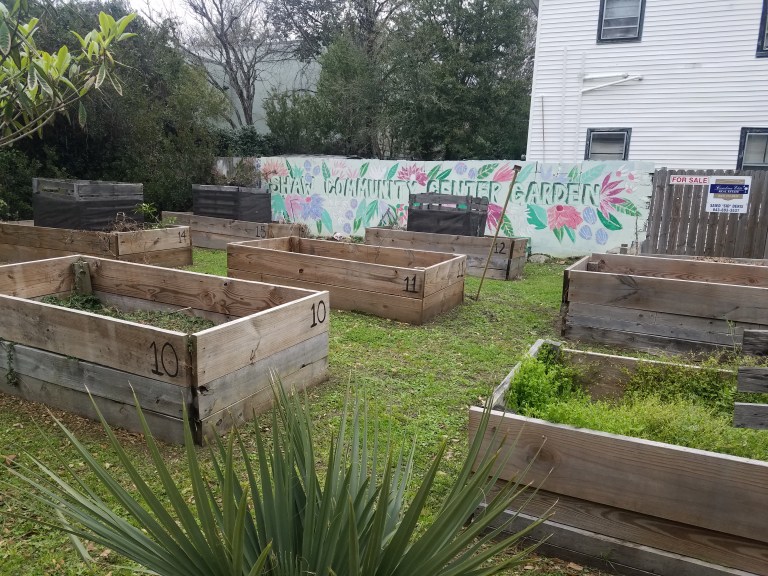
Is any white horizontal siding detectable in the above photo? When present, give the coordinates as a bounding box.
[526,0,768,168]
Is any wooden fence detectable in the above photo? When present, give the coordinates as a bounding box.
[642,168,768,258]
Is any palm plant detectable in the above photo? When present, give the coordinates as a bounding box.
[2,384,549,575]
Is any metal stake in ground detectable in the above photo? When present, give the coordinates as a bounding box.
[474,165,522,301]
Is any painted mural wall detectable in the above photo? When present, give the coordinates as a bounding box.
[215,157,655,257]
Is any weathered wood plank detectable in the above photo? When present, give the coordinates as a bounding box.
[0,367,186,444]
[242,270,425,324]
[296,238,455,268]
[563,324,723,355]
[200,355,328,442]
[423,256,465,297]
[420,277,465,324]
[595,253,768,287]
[162,212,308,249]
[196,331,328,418]
[193,291,329,386]
[482,485,768,575]
[0,342,190,418]
[733,403,768,429]
[0,221,116,255]
[742,330,768,356]
[93,291,232,325]
[0,256,78,297]
[0,243,86,264]
[468,406,768,544]
[737,368,768,393]
[0,293,191,386]
[568,270,768,325]
[115,226,191,256]
[118,246,192,267]
[87,257,313,317]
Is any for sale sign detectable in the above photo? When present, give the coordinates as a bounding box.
[706,176,751,214]
[669,174,710,185]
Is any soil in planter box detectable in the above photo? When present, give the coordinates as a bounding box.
[40,294,215,333]
[505,351,768,461]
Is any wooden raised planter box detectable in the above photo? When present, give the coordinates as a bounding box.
[561,253,768,354]
[163,211,307,250]
[0,256,330,444]
[227,237,466,324]
[469,340,768,576]
[364,227,527,280]
[0,220,192,267]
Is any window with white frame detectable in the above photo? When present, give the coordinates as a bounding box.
[758,0,768,57]
[598,0,646,42]
[738,128,768,170]
[585,128,631,161]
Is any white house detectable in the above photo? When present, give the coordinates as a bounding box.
[526,0,768,169]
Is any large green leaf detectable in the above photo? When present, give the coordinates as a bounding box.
[359,162,369,178]
[477,163,498,180]
[553,226,564,243]
[517,163,534,182]
[436,169,452,181]
[322,162,331,180]
[365,199,378,224]
[597,209,623,231]
[526,204,547,230]
[0,21,11,54]
[321,209,333,233]
[612,199,640,217]
[427,165,441,180]
[385,163,399,180]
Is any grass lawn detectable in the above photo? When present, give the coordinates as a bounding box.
[0,249,609,576]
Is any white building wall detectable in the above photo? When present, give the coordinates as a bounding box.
[526,0,768,168]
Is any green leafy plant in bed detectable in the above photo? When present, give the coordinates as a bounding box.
[507,352,768,461]
[40,294,215,333]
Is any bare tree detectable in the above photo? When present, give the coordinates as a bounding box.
[184,0,285,127]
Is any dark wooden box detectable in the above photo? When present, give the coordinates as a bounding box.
[33,178,145,231]
[407,193,488,237]
[192,185,272,222]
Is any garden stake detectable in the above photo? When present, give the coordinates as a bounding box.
[474,164,522,301]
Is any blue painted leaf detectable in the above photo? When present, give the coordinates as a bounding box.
[564,226,576,243]
[526,204,548,230]
[436,169,452,181]
[612,199,640,217]
[553,227,565,243]
[321,210,333,233]
[322,162,331,180]
[477,163,498,179]
[427,165,441,180]
[386,163,399,180]
[359,162,369,178]
[597,209,623,231]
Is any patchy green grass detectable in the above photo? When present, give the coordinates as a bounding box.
[0,249,609,576]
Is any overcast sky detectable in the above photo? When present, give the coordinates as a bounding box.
[126,0,195,28]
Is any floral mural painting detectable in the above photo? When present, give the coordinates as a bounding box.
[232,156,654,256]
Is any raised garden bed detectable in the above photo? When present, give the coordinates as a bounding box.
[0,220,192,267]
[364,227,527,280]
[227,237,466,324]
[33,177,144,230]
[0,256,329,444]
[469,340,768,576]
[163,211,307,250]
[561,253,768,354]
[192,184,271,222]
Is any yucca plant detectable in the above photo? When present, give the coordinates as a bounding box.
[1,383,549,575]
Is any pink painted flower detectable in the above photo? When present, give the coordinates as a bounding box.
[285,194,304,220]
[598,173,628,217]
[492,163,517,182]
[397,164,428,186]
[261,159,289,179]
[547,204,583,230]
[331,160,350,178]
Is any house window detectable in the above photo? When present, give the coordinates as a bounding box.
[585,128,632,160]
[598,0,646,42]
[758,0,768,57]
[738,128,768,170]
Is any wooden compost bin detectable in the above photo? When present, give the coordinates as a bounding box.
[364,227,527,280]
[192,184,271,222]
[0,256,330,444]
[33,177,144,230]
[561,253,768,354]
[0,220,192,267]
[163,211,307,250]
[227,237,466,324]
[469,340,768,576]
